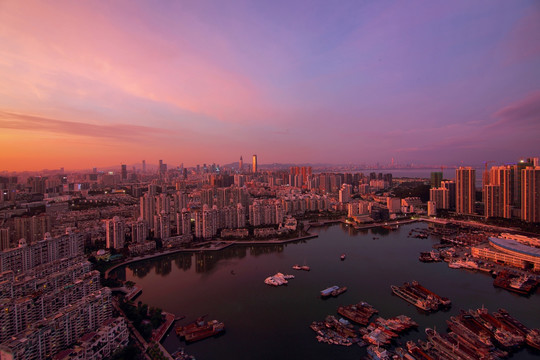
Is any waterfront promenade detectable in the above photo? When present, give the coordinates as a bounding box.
[353,218,418,230]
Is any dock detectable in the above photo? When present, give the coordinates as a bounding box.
[152,312,176,343]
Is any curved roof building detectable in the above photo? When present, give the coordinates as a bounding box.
[471,237,540,271]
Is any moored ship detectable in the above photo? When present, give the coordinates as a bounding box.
[176,318,225,343]
[320,285,340,297]
[331,286,347,297]
[337,302,378,326]
[390,285,432,311]
[493,271,537,295]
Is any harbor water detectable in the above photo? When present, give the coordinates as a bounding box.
[111,222,540,359]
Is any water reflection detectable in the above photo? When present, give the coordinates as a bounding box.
[113,243,289,279]
[130,261,152,278]
[337,223,358,237]
[155,256,172,276]
[248,244,283,257]
[370,227,390,236]
[174,253,192,271]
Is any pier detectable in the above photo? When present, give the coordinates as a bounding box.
[152,312,176,343]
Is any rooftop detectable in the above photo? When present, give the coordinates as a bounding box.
[489,237,540,259]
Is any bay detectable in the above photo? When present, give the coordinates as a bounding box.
[111,222,540,359]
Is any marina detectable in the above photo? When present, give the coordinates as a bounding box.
[112,222,540,360]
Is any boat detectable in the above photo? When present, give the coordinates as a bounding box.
[340,254,346,260]
[493,271,535,295]
[495,308,540,350]
[331,286,347,297]
[264,272,294,286]
[300,265,310,271]
[410,280,451,308]
[406,341,435,360]
[184,320,225,342]
[526,329,540,350]
[292,264,302,270]
[394,347,416,360]
[390,285,432,311]
[367,344,391,359]
[337,302,378,326]
[320,285,340,297]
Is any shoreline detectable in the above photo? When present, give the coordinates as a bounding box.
[104,233,318,279]
[104,216,534,280]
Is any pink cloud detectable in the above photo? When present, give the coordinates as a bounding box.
[0,111,174,140]
[0,1,267,125]
[489,91,540,130]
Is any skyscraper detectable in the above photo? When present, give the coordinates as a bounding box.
[252,154,257,173]
[456,167,475,215]
[521,166,540,223]
[142,160,146,173]
[484,185,501,218]
[131,217,148,243]
[106,216,125,249]
[140,193,155,231]
[239,156,243,171]
[484,165,513,218]
[441,180,456,211]
[121,164,127,180]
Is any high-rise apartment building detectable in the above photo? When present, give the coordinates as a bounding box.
[512,158,536,210]
[106,216,125,249]
[155,211,171,239]
[339,184,352,203]
[441,180,456,211]
[521,167,540,223]
[0,229,9,251]
[429,187,449,210]
[430,172,443,188]
[456,167,476,215]
[131,217,148,243]
[178,209,192,235]
[121,164,127,180]
[484,185,502,218]
[0,229,83,274]
[484,166,513,219]
[0,288,113,360]
[140,193,155,231]
[252,154,257,173]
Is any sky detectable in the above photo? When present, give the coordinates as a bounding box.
[1,0,539,171]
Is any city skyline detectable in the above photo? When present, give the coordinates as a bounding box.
[1,1,539,171]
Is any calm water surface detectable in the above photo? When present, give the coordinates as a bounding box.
[112,223,540,359]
